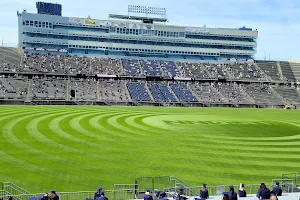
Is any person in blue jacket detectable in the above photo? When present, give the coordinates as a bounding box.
[238,184,246,197]
[144,188,153,200]
[272,181,282,196]
[200,184,209,199]
[160,191,168,200]
[256,183,270,200]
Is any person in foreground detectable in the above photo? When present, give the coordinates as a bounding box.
[144,188,153,200]
[270,192,278,200]
[256,183,271,200]
[228,185,238,200]
[200,184,209,199]
[238,184,246,197]
[49,190,59,200]
[94,186,102,200]
[97,190,108,200]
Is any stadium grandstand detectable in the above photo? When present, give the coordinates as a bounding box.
[1,2,300,200]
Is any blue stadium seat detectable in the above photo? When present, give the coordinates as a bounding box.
[160,61,180,77]
[148,83,177,102]
[127,82,152,101]
[140,60,162,76]
[122,59,141,77]
[170,84,198,102]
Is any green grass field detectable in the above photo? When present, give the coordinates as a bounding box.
[0,106,299,193]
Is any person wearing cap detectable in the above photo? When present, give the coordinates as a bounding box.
[159,191,168,200]
[228,186,238,200]
[144,188,153,200]
[256,183,270,200]
[272,181,282,196]
[50,190,59,200]
[174,186,187,200]
[200,184,209,199]
[238,184,246,197]
[153,190,160,200]
[97,190,108,200]
[94,186,102,200]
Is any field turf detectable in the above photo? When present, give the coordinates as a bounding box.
[0,106,299,193]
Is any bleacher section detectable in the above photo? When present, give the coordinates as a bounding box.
[170,84,198,102]
[189,82,224,103]
[99,80,129,101]
[280,62,296,82]
[244,84,285,105]
[160,61,180,77]
[0,47,21,72]
[216,83,253,104]
[122,59,141,77]
[126,82,151,101]
[228,63,266,81]
[274,87,300,106]
[0,77,27,99]
[147,83,177,102]
[31,77,66,100]
[140,60,162,76]
[289,62,300,82]
[1,48,300,107]
[70,79,97,100]
[256,61,282,82]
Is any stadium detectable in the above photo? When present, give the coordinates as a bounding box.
[0,1,300,200]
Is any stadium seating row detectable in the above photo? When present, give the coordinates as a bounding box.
[0,51,298,82]
[1,77,299,106]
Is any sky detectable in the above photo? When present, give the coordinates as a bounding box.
[0,0,300,60]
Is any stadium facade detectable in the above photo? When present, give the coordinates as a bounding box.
[17,3,258,61]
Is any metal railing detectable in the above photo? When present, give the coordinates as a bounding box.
[3,182,31,196]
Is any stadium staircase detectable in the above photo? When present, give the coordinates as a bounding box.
[187,83,201,103]
[210,85,229,103]
[254,63,272,82]
[168,83,180,102]
[289,61,300,82]
[156,60,165,76]
[124,81,132,102]
[269,86,289,105]
[276,62,285,81]
[145,83,155,102]
[96,80,100,101]
[66,77,71,100]
[137,60,144,77]
[25,77,31,103]
[239,85,256,104]
[1,182,33,200]
[174,62,183,76]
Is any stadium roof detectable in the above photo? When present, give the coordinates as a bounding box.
[108,14,168,22]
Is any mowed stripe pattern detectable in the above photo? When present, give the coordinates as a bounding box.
[0,106,299,193]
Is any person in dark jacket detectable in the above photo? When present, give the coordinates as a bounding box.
[228,186,238,200]
[94,186,102,200]
[97,190,108,200]
[238,184,246,197]
[222,193,230,200]
[159,191,168,200]
[256,183,271,200]
[50,190,59,200]
[272,181,282,196]
[200,184,209,199]
[144,188,153,200]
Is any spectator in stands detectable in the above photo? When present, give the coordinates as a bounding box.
[200,184,209,199]
[49,190,59,200]
[153,190,160,200]
[228,186,238,200]
[144,188,153,200]
[178,186,185,196]
[256,183,271,200]
[272,181,282,196]
[41,193,49,200]
[94,186,102,200]
[238,184,246,197]
[97,190,108,200]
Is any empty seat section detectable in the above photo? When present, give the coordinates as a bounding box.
[148,83,177,102]
[127,82,151,101]
[170,83,198,102]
